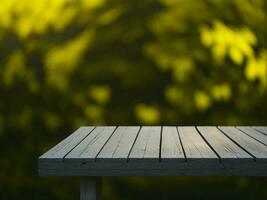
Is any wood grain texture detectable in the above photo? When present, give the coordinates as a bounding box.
[161,126,185,162]
[39,126,267,176]
[218,126,267,161]
[96,126,140,162]
[65,126,116,162]
[39,161,267,176]
[197,126,252,161]
[252,126,267,136]
[178,126,218,162]
[39,126,95,161]
[237,126,267,146]
[129,126,161,162]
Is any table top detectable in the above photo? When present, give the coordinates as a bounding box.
[39,126,267,176]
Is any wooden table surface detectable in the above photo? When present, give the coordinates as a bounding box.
[39,126,267,176]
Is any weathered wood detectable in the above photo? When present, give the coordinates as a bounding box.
[96,126,140,162]
[252,126,267,136]
[39,126,95,162]
[197,126,252,161]
[39,161,267,176]
[129,126,161,162]
[161,126,184,162]
[178,126,218,162]
[65,126,116,162]
[237,126,267,146]
[39,126,267,176]
[80,177,102,200]
[218,126,267,161]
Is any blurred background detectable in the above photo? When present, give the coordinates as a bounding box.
[0,0,267,199]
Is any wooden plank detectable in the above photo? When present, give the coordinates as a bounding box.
[39,161,267,176]
[237,126,267,145]
[218,127,267,160]
[65,126,116,162]
[39,126,267,176]
[39,126,95,161]
[96,126,140,162]
[197,126,252,161]
[129,126,161,162]
[161,126,185,162]
[178,126,218,162]
[252,126,267,136]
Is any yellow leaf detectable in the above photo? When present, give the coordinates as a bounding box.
[194,91,211,111]
[135,104,160,124]
[88,85,111,105]
[229,47,243,65]
[245,52,267,87]
[211,83,231,101]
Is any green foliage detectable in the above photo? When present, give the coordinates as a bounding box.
[0,0,267,199]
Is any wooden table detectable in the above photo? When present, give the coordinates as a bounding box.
[39,126,267,200]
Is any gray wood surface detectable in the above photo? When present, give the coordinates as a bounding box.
[39,126,95,161]
[178,126,218,161]
[65,126,116,162]
[39,126,267,176]
[40,162,267,176]
[129,126,161,162]
[161,126,184,162]
[252,126,267,135]
[218,126,267,160]
[197,126,252,161]
[237,126,267,145]
[96,126,140,162]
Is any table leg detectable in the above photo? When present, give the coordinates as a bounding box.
[80,177,102,200]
